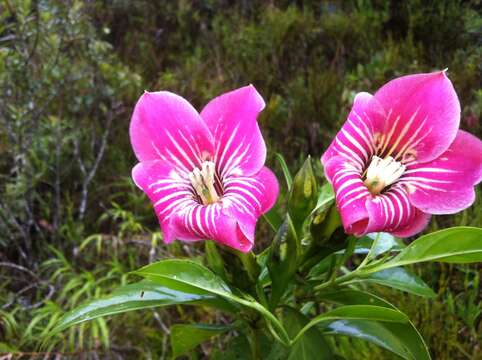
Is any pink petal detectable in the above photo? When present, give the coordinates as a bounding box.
[391,211,432,238]
[325,156,431,238]
[223,167,279,215]
[130,91,214,173]
[221,167,280,251]
[133,161,253,252]
[371,71,460,163]
[324,155,371,235]
[321,92,378,176]
[364,184,430,237]
[132,161,196,243]
[200,85,266,177]
[402,130,482,214]
[165,202,254,252]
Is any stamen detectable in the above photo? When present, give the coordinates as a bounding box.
[364,156,406,194]
[188,161,221,204]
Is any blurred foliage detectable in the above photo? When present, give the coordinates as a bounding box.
[0,0,480,358]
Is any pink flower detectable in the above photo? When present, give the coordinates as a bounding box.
[322,71,482,237]
[130,85,279,252]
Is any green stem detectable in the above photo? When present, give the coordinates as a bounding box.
[232,295,291,346]
[314,269,361,291]
[238,251,260,283]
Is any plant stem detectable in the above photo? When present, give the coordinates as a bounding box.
[233,296,291,346]
[314,269,361,291]
[238,251,260,283]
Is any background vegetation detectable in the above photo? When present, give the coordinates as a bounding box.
[0,0,481,358]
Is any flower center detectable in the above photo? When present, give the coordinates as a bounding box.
[363,156,405,195]
[188,161,221,204]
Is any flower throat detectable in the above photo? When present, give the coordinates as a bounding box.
[188,161,222,204]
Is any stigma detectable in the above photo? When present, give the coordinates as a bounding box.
[188,161,221,204]
[364,156,405,195]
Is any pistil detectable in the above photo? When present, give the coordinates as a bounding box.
[188,161,221,204]
[364,156,405,195]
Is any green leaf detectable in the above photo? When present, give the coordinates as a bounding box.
[318,289,431,360]
[374,227,482,270]
[309,305,409,324]
[133,259,234,298]
[135,259,291,344]
[263,204,283,231]
[283,307,333,360]
[205,240,227,280]
[211,334,252,360]
[323,320,429,360]
[288,156,318,231]
[267,214,299,308]
[171,323,231,358]
[367,232,406,258]
[310,200,340,245]
[357,267,436,298]
[275,152,293,190]
[292,305,409,344]
[349,233,405,256]
[311,182,335,215]
[318,289,393,307]
[49,280,232,335]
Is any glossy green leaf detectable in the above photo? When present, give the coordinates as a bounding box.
[323,320,429,360]
[292,305,409,344]
[50,280,231,335]
[318,289,392,307]
[267,214,299,308]
[205,240,227,280]
[134,259,291,344]
[367,232,406,257]
[211,334,252,360]
[288,156,318,231]
[275,152,293,190]
[350,233,405,256]
[357,267,436,298]
[263,204,283,231]
[310,202,340,245]
[318,289,431,360]
[374,227,482,270]
[284,307,333,360]
[171,323,231,358]
[311,182,335,215]
[133,259,233,298]
[309,305,408,324]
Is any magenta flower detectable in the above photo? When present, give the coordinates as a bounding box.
[322,71,482,237]
[129,85,279,252]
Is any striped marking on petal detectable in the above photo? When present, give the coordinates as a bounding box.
[403,167,459,175]
[165,130,199,170]
[152,183,191,194]
[341,128,370,161]
[224,177,265,193]
[216,123,240,170]
[335,137,365,168]
[154,190,193,207]
[225,186,262,208]
[347,118,375,153]
[341,190,369,209]
[395,116,428,161]
[178,130,204,165]
[352,109,375,135]
[225,193,255,214]
[159,197,193,217]
[335,178,362,195]
[379,109,398,154]
[370,185,417,233]
[385,107,425,159]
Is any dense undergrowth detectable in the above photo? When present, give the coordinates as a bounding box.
[0,0,481,358]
